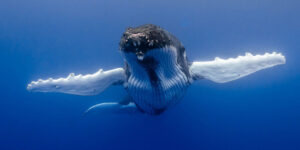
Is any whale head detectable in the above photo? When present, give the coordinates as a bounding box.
[119,24,190,79]
[119,24,172,61]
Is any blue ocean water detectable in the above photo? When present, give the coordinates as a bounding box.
[1,0,300,149]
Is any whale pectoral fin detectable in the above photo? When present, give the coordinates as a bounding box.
[27,68,126,96]
[190,52,286,83]
[83,102,140,115]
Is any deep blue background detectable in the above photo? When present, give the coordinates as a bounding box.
[1,0,300,150]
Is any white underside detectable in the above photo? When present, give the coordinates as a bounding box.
[190,52,286,83]
[27,68,126,95]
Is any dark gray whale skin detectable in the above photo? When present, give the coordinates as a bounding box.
[119,24,191,115]
[120,24,191,82]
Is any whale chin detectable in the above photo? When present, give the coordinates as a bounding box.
[137,54,144,61]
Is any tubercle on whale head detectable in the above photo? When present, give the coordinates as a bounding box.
[119,24,173,60]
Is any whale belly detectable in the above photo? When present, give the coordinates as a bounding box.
[126,70,189,115]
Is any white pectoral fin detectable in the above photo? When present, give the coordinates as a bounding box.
[190,52,286,83]
[27,68,126,96]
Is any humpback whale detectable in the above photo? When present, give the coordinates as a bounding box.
[27,24,286,115]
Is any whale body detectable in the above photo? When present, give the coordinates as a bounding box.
[27,24,286,115]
